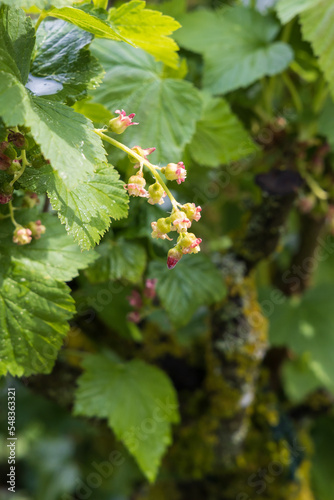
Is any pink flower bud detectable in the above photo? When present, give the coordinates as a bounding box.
[125,174,148,198]
[13,226,32,245]
[179,233,202,255]
[148,183,166,205]
[151,218,173,240]
[162,162,187,184]
[109,109,138,134]
[171,210,191,233]
[182,203,202,222]
[127,290,143,309]
[129,145,156,163]
[144,278,157,299]
[167,247,183,269]
[27,220,46,240]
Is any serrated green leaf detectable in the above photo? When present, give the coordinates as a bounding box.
[74,353,179,482]
[91,40,202,164]
[276,0,317,24]
[28,97,107,189]
[268,285,334,395]
[30,19,104,105]
[188,94,257,167]
[175,6,293,95]
[300,0,334,99]
[0,73,107,189]
[0,212,98,281]
[21,162,129,250]
[0,5,35,84]
[108,0,181,68]
[149,254,226,326]
[85,238,146,284]
[49,6,130,43]
[0,258,75,377]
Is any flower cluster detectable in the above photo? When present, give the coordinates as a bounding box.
[110,110,202,269]
[126,279,157,323]
[12,220,46,246]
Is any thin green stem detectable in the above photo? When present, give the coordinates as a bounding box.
[281,19,294,44]
[282,72,303,113]
[303,172,328,200]
[313,78,329,114]
[8,201,19,228]
[35,10,47,32]
[10,149,29,188]
[95,130,179,209]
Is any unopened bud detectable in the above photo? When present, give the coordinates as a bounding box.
[167,247,183,269]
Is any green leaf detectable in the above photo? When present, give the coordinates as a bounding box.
[268,285,334,395]
[72,99,113,124]
[276,0,317,24]
[148,0,186,18]
[0,212,98,282]
[0,5,35,84]
[0,258,75,377]
[91,40,202,164]
[30,19,104,105]
[28,97,107,189]
[21,162,129,250]
[73,282,138,339]
[281,356,324,402]
[74,353,180,482]
[188,94,258,167]
[85,238,146,284]
[0,73,107,189]
[175,6,293,95]
[93,0,107,9]
[108,0,181,68]
[318,97,334,147]
[149,254,226,326]
[300,0,334,99]
[49,6,130,43]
